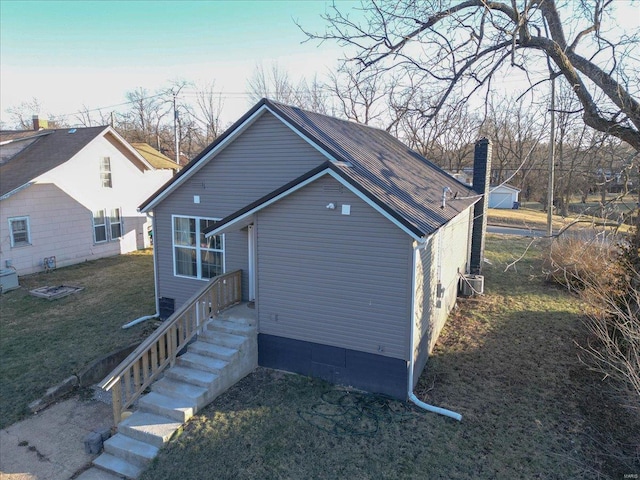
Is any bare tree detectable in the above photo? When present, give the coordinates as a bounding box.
[5,97,68,129]
[74,105,112,128]
[247,63,299,105]
[119,87,170,144]
[304,0,640,151]
[327,63,389,127]
[193,80,225,144]
[247,63,333,115]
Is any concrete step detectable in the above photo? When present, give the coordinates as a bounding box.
[215,304,256,325]
[200,329,247,349]
[152,377,209,407]
[103,433,159,468]
[188,342,237,362]
[165,365,219,388]
[178,351,229,372]
[75,467,124,479]
[118,411,182,448]
[207,318,256,335]
[93,452,142,479]
[138,391,197,422]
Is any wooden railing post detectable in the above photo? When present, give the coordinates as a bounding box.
[112,380,123,426]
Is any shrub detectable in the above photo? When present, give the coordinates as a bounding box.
[546,231,640,404]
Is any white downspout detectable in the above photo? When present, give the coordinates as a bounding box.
[122,213,160,329]
[408,239,462,421]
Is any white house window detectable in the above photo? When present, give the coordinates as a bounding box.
[93,208,122,243]
[9,216,31,247]
[100,157,112,188]
[173,216,224,279]
[93,210,108,243]
[110,209,122,239]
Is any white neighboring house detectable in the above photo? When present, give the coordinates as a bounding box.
[489,184,520,209]
[0,123,178,276]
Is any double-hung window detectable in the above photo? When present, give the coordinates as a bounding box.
[93,208,122,243]
[100,157,112,188]
[109,209,122,239]
[8,216,31,247]
[173,216,224,279]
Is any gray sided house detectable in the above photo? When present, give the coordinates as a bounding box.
[140,99,491,400]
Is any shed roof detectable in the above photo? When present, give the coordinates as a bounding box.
[140,98,480,238]
[131,143,180,170]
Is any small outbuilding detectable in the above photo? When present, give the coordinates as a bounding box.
[489,184,520,209]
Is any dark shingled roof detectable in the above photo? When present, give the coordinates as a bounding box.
[269,100,478,236]
[0,126,108,197]
[141,98,479,237]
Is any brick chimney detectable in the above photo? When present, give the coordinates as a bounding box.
[469,138,492,275]
[32,115,48,131]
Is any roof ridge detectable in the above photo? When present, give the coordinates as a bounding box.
[265,98,390,135]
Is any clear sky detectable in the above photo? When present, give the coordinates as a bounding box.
[0,0,350,125]
[1,1,639,128]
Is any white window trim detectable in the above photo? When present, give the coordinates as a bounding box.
[172,214,225,281]
[93,208,123,244]
[8,216,31,247]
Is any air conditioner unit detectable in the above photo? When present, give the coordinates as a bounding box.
[0,268,19,293]
[460,274,484,297]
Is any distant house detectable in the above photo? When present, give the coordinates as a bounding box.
[488,184,520,209]
[0,121,179,276]
[139,99,491,399]
[131,142,181,173]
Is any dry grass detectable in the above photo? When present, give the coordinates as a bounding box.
[488,207,632,234]
[141,236,639,479]
[0,250,156,429]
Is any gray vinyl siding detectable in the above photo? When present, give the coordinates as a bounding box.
[412,206,472,383]
[153,112,327,307]
[256,175,413,360]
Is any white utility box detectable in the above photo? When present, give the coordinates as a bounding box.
[0,269,19,293]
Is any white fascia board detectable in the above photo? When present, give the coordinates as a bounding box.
[141,107,269,213]
[206,168,425,243]
[0,131,50,146]
[0,182,34,201]
[104,126,154,170]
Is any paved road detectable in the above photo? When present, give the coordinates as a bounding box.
[487,225,548,237]
[487,224,613,242]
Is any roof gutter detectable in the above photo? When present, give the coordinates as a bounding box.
[408,237,462,421]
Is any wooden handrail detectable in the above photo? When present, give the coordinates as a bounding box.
[98,270,242,425]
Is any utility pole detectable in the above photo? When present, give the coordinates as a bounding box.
[547,72,556,238]
[173,90,180,166]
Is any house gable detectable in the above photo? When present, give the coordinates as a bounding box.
[141,104,340,213]
[256,175,413,360]
[151,111,330,307]
[0,126,153,200]
[205,165,424,242]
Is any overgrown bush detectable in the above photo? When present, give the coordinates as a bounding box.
[546,230,640,404]
[544,237,620,292]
